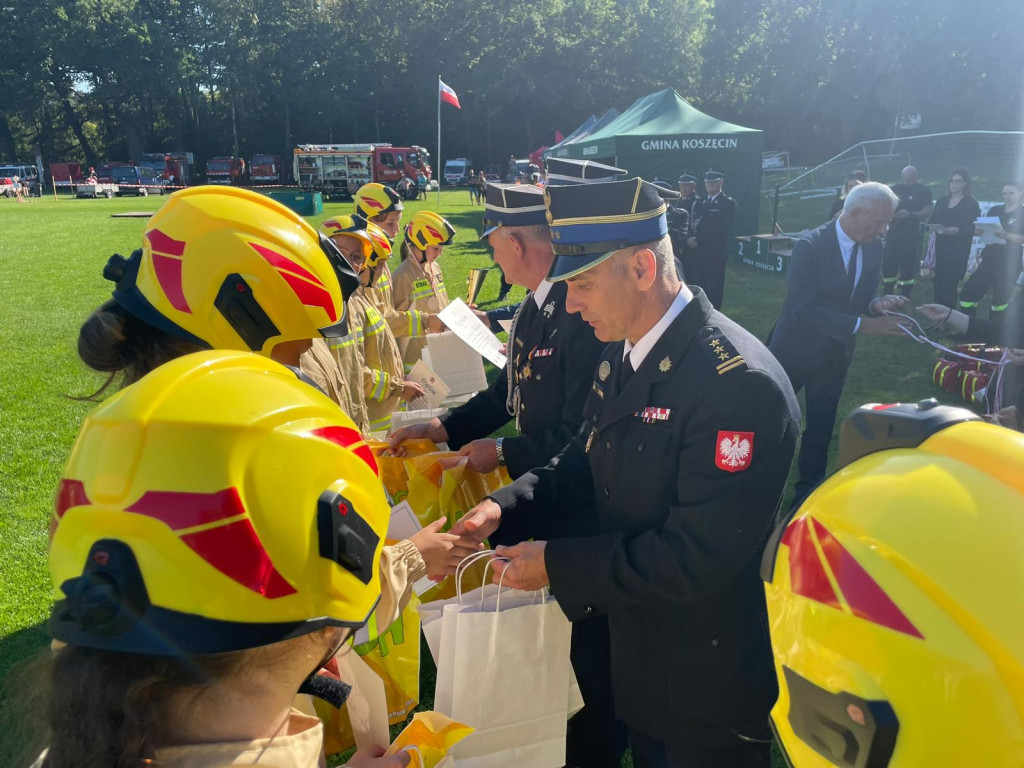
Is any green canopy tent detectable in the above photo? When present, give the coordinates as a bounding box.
[545,89,763,238]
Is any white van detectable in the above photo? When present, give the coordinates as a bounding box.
[443,158,471,186]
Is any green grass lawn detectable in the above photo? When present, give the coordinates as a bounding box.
[0,187,965,766]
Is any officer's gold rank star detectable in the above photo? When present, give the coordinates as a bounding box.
[659,356,672,372]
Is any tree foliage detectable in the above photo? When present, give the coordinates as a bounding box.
[1,0,1019,170]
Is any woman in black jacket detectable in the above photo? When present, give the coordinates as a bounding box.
[929,168,981,308]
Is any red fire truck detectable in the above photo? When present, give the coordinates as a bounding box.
[249,154,283,184]
[139,152,195,186]
[293,144,431,197]
[205,156,247,185]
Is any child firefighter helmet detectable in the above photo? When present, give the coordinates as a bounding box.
[103,186,359,356]
[353,182,403,219]
[320,214,393,270]
[405,210,456,250]
[762,401,1024,767]
[49,350,389,655]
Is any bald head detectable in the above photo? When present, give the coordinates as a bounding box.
[901,166,918,184]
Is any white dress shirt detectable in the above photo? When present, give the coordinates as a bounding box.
[532,279,553,309]
[623,284,694,370]
[835,218,863,334]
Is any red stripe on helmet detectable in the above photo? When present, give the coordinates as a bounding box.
[151,253,190,313]
[362,197,384,210]
[785,517,842,610]
[145,228,186,257]
[128,487,297,599]
[425,225,443,241]
[310,426,379,476]
[55,479,90,519]
[126,487,246,530]
[812,519,924,639]
[250,242,322,285]
[278,272,338,322]
[179,518,297,598]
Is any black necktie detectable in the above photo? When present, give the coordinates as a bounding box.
[618,356,635,391]
[846,242,859,297]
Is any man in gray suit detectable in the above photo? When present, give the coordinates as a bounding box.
[769,182,909,507]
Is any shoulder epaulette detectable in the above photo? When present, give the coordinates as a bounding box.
[696,326,747,375]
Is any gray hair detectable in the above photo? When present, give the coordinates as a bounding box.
[843,181,898,214]
[614,236,677,279]
[502,223,550,246]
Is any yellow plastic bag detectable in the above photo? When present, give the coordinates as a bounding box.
[355,595,421,724]
[369,438,439,501]
[384,711,474,767]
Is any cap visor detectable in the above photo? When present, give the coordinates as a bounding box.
[548,249,619,282]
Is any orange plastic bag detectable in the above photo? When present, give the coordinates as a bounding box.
[385,711,474,767]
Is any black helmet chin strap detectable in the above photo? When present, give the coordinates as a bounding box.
[297,631,353,708]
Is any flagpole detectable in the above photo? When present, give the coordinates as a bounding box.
[436,75,442,205]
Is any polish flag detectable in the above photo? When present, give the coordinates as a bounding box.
[439,79,461,109]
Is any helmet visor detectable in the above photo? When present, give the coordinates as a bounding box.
[317,233,361,338]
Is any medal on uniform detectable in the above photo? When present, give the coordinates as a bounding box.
[585,427,596,453]
[513,387,522,432]
[599,361,611,381]
[636,406,671,424]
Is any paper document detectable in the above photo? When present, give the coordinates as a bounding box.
[406,359,451,411]
[437,297,508,368]
[426,333,487,396]
[975,217,1002,246]
[388,500,422,540]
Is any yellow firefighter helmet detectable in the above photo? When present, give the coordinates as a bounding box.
[405,210,456,250]
[762,400,1024,767]
[320,214,392,270]
[49,350,389,655]
[103,185,360,356]
[353,182,403,218]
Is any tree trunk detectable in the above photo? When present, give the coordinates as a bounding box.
[231,101,239,156]
[282,98,291,181]
[121,108,144,162]
[60,95,98,167]
[0,112,18,160]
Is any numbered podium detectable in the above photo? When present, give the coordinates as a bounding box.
[736,234,795,276]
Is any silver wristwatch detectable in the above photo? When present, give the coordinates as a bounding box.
[495,437,506,466]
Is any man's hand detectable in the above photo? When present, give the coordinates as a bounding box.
[858,315,910,336]
[995,228,1009,240]
[387,418,448,455]
[895,209,910,219]
[409,517,484,577]
[450,499,502,544]
[400,380,426,402]
[869,294,910,314]
[944,226,959,236]
[686,237,698,249]
[915,304,969,334]
[457,438,499,473]
[983,406,1019,429]
[427,314,446,333]
[491,542,549,590]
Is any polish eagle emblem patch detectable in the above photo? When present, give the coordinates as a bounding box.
[716,431,754,472]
